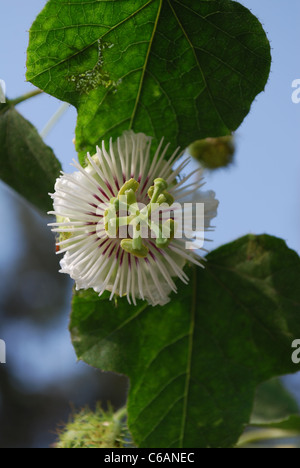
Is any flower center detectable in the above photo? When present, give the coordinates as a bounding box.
[104,178,175,258]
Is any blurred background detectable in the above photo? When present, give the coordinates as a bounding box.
[0,0,299,448]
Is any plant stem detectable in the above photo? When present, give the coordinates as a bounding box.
[111,406,128,446]
[113,406,127,424]
[9,89,43,106]
[40,102,70,139]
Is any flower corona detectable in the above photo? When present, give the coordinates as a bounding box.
[49,132,218,306]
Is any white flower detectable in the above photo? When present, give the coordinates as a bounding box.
[49,131,218,306]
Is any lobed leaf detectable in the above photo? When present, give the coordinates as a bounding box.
[27,0,271,163]
[70,235,300,448]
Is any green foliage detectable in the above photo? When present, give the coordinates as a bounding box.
[0,105,61,212]
[237,379,300,447]
[22,0,299,450]
[70,235,300,448]
[251,378,299,424]
[26,0,271,163]
[252,415,300,432]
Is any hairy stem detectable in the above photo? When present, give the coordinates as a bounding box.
[9,89,43,106]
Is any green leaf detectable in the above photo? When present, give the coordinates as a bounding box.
[251,378,299,424]
[237,380,300,447]
[252,415,300,432]
[70,235,300,448]
[0,105,61,212]
[27,0,271,163]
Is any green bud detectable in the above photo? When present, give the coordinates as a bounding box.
[55,404,130,449]
[189,135,235,170]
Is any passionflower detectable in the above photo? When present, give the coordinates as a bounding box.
[49,132,218,306]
